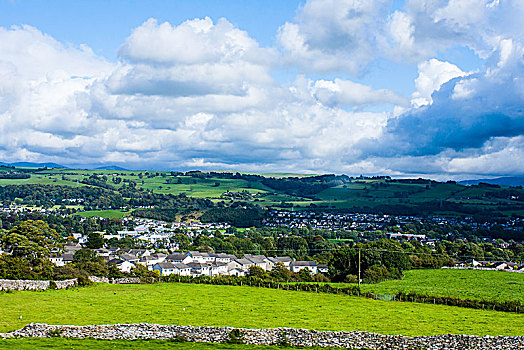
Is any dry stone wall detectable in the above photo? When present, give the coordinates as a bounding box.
[0,279,77,291]
[2,323,523,350]
[88,277,140,284]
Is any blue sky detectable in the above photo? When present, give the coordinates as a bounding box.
[0,0,522,179]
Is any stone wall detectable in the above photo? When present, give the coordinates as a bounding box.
[112,277,140,284]
[88,276,140,284]
[2,323,523,350]
[88,276,110,283]
[0,279,77,291]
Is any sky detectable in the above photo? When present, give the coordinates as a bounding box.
[0,0,523,179]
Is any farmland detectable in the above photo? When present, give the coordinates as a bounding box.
[2,166,524,218]
[359,269,524,304]
[1,283,523,336]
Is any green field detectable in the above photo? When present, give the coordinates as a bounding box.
[359,269,524,304]
[75,209,131,218]
[0,338,332,350]
[2,167,524,216]
[1,283,522,336]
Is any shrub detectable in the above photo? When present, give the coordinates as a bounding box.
[227,329,245,344]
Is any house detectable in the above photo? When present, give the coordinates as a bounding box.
[172,263,192,276]
[187,262,212,276]
[318,264,329,274]
[210,262,228,275]
[228,268,246,276]
[108,258,135,273]
[139,253,167,268]
[290,261,318,274]
[228,258,254,271]
[126,249,150,258]
[244,254,269,270]
[266,256,293,269]
[49,255,64,266]
[188,251,215,263]
[214,253,237,263]
[119,253,140,264]
[153,262,176,276]
[166,253,192,264]
[62,253,75,265]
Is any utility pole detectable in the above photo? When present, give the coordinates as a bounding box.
[358,248,361,288]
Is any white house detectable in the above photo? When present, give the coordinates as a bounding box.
[266,256,293,270]
[108,258,135,273]
[244,254,269,271]
[153,262,177,276]
[228,258,253,271]
[228,268,246,276]
[166,253,193,264]
[49,256,64,267]
[290,261,318,274]
[187,262,212,276]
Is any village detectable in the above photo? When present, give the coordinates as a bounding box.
[49,244,329,278]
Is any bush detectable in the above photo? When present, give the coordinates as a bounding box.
[227,329,245,344]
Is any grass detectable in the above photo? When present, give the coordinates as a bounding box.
[3,168,524,216]
[0,338,334,350]
[75,209,131,218]
[359,269,524,304]
[1,283,523,336]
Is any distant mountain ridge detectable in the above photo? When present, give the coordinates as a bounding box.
[93,165,129,171]
[0,161,68,168]
[458,176,524,187]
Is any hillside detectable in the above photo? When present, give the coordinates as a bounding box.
[1,168,524,218]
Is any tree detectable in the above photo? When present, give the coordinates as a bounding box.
[270,262,292,281]
[248,265,268,279]
[0,220,62,263]
[85,232,104,249]
[298,268,313,282]
[72,249,108,276]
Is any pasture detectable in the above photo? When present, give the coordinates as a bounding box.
[2,167,524,216]
[0,283,522,336]
[360,269,524,304]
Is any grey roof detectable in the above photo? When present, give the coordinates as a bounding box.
[215,253,237,259]
[234,258,253,266]
[108,258,125,265]
[246,256,266,264]
[62,253,74,262]
[173,263,190,270]
[292,261,317,267]
[187,262,209,270]
[166,253,187,261]
[155,262,175,269]
[119,253,139,261]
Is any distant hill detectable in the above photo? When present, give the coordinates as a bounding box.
[0,161,68,169]
[458,176,524,187]
[93,165,129,171]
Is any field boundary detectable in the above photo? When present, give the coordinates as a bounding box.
[2,323,523,350]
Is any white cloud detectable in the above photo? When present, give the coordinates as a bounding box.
[277,0,391,74]
[313,78,409,108]
[411,59,469,107]
[1,4,524,178]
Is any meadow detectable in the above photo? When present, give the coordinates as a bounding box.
[75,209,132,218]
[359,269,524,304]
[1,283,523,336]
[2,167,524,216]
